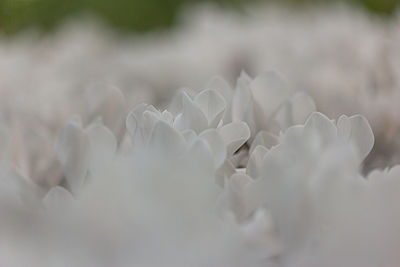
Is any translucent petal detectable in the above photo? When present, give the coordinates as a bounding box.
[182,92,208,133]
[194,89,226,128]
[206,76,233,103]
[126,104,158,148]
[304,112,337,145]
[337,114,374,161]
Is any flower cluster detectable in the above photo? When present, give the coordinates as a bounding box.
[1,71,399,266]
[1,4,400,181]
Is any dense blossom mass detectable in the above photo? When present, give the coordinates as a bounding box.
[1,4,400,185]
[1,70,399,266]
[1,3,400,266]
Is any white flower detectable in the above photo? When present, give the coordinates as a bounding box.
[149,87,251,184]
[1,4,400,178]
[232,71,316,140]
[0,60,399,267]
[43,104,276,266]
[235,112,400,266]
[173,89,226,133]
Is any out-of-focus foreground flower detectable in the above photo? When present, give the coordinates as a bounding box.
[0,70,399,266]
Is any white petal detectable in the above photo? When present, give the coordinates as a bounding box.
[86,121,117,177]
[173,113,185,132]
[250,71,291,115]
[337,114,374,161]
[185,138,215,176]
[161,110,174,124]
[126,109,138,138]
[232,81,253,123]
[230,149,249,168]
[206,76,233,103]
[218,122,251,156]
[219,173,253,220]
[200,129,227,168]
[167,89,184,116]
[304,112,337,145]
[247,145,269,179]
[56,117,89,194]
[148,120,186,157]
[274,101,293,131]
[194,89,226,128]
[290,92,316,126]
[86,121,117,156]
[216,160,236,187]
[207,76,233,124]
[84,84,127,141]
[126,104,148,141]
[234,71,258,137]
[181,129,197,143]
[250,131,279,155]
[230,173,253,188]
[126,104,158,148]
[237,71,252,89]
[274,92,315,131]
[182,92,208,133]
[143,110,163,136]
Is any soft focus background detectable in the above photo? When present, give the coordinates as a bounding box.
[1,0,400,185]
[1,0,399,35]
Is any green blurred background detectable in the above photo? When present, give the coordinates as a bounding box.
[0,0,398,35]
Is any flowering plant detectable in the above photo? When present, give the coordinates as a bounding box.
[0,71,399,267]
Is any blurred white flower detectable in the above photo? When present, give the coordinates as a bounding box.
[0,66,399,266]
[232,71,316,139]
[43,104,279,266]
[230,112,400,266]
[1,3,400,176]
[1,2,400,265]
